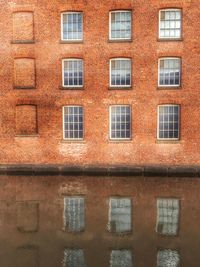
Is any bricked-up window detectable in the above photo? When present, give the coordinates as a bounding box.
[62,59,83,88]
[64,197,85,231]
[159,9,182,39]
[63,106,84,140]
[13,12,34,43]
[110,250,133,267]
[159,58,181,87]
[110,59,131,87]
[14,58,35,89]
[108,198,132,233]
[156,198,179,236]
[157,105,180,140]
[110,106,131,140]
[109,11,132,40]
[157,249,180,267]
[16,105,37,135]
[63,249,86,267]
[61,12,83,41]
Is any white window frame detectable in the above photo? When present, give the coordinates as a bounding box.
[158,57,181,87]
[110,58,132,88]
[62,106,84,141]
[109,10,132,41]
[62,59,84,88]
[61,12,83,41]
[109,105,131,140]
[157,104,180,141]
[159,9,182,40]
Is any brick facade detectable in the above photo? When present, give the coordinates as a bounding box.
[0,0,199,165]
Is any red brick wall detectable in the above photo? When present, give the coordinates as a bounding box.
[0,0,199,164]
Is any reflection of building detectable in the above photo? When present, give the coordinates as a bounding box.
[0,176,200,267]
[0,0,200,266]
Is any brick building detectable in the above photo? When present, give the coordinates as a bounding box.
[0,0,200,267]
[0,0,199,165]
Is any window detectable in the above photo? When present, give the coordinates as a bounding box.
[157,105,180,140]
[110,250,133,267]
[63,249,86,267]
[109,11,132,40]
[158,58,181,87]
[110,106,131,140]
[64,197,85,232]
[159,9,182,39]
[157,249,180,267]
[110,58,131,87]
[108,198,132,233]
[61,12,83,41]
[62,59,83,88]
[63,106,84,140]
[156,198,179,236]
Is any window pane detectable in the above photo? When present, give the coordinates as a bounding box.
[63,249,86,267]
[159,9,181,39]
[109,198,132,233]
[62,12,83,40]
[110,250,133,267]
[110,59,131,87]
[158,105,179,140]
[110,106,131,139]
[110,11,131,40]
[63,106,84,140]
[156,198,179,235]
[159,58,181,86]
[63,59,83,87]
[157,249,180,267]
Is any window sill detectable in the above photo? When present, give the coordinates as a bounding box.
[60,86,84,90]
[109,86,132,90]
[60,40,83,44]
[157,86,181,90]
[108,39,132,43]
[109,139,132,143]
[13,86,36,90]
[156,140,181,144]
[157,38,183,42]
[61,139,85,143]
[11,40,35,44]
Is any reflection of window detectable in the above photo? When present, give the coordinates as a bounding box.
[108,198,132,233]
[110,106,131,140]
[63,106,84,140]
[62,59,83,88]
[109,11,132,40]
[159,9,182,39]
[157,249,180,267]
[110,250,133,267]
[158,58,181,87]
[156,198,179,235]
[110,58,131,87]
[64,197,85,231]
[157,105,180,140]
[63,249,86,267]
[61,12,83,41]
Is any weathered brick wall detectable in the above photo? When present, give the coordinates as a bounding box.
[0,0,199,164]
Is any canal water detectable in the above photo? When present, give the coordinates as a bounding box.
[0,175,199,267]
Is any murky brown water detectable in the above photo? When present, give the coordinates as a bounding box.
[0,175,199,267]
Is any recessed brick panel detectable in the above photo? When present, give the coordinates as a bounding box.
[17,201,39,232]
[13,12,34,43]
[16,246,39,267]
[14,58,35,88]
[15,105,37,136]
